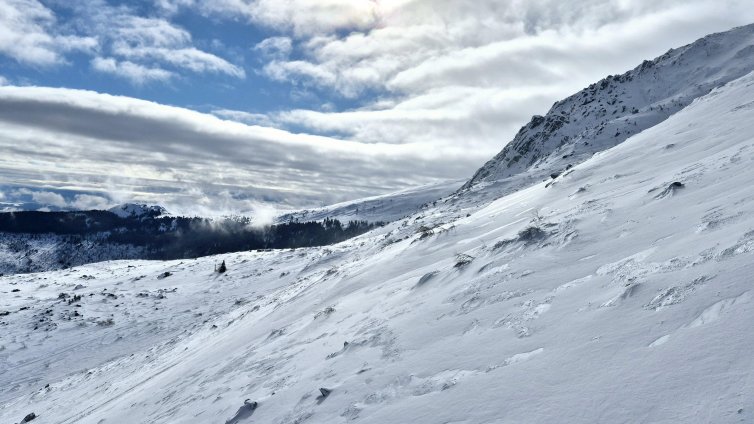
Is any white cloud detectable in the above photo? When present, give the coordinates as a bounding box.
[168,0,381,37]
[115,15,192,47]
[111,45,245,78]
[25,189,68,208]
[254,36,292,59]
[92,13,246,81]
[212,109,274,126]
[0,1,244,83]
[69,194,111,210]
[0,0,97,66]
[155,0,196,16]
[91,57,174,84]
[240,0,754,163]
[258,0,754,97]
[99,15,244,78]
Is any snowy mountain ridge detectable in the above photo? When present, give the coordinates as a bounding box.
[108,204,168,219]
[462,22,754,192]
[276,180,462,224]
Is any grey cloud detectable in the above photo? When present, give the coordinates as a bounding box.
[0,86,477,214]
[0,186,110,212]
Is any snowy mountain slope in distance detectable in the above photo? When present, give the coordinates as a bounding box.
[0,210,378,275]
[276,179,463,224]
[462,22,754,195]
[3,71,754,423]
[0,181,454,276]
[0,232,148,275]
[108,204,168,219]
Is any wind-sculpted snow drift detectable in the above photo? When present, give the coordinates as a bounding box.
[3,26,754,424]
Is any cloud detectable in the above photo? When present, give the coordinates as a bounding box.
[271,85,560,153]
[0,0,97,66]
[155,0,196,16]
[165,0,381,37]
[212,109,274,126]
[239,0,754,161]
[69,194,111,210]
[0,86,476,213]
[105,15,245,79]
[254,36,292,60]
[0,1,244,83]
[113,15,192,47]
[91,57,174,84]
[27,190,67,208]
[2,187,112,211]
[257,0,754,97]
[111,46,245,78]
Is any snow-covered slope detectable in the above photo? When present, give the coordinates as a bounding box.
[462,23,754,194]
[276,180,462,224]
[108,204,168,219]
[3,68,754,423]
[0,233,147,275]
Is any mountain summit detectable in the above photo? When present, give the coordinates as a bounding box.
[462,23,754,191]
[108,203,168,219]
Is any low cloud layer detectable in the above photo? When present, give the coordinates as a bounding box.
[0,86,479,215]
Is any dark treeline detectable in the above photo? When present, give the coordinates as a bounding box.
[0,211,381,261]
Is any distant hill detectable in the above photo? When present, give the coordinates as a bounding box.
[0,210,379,275]
[276,180,462,224]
